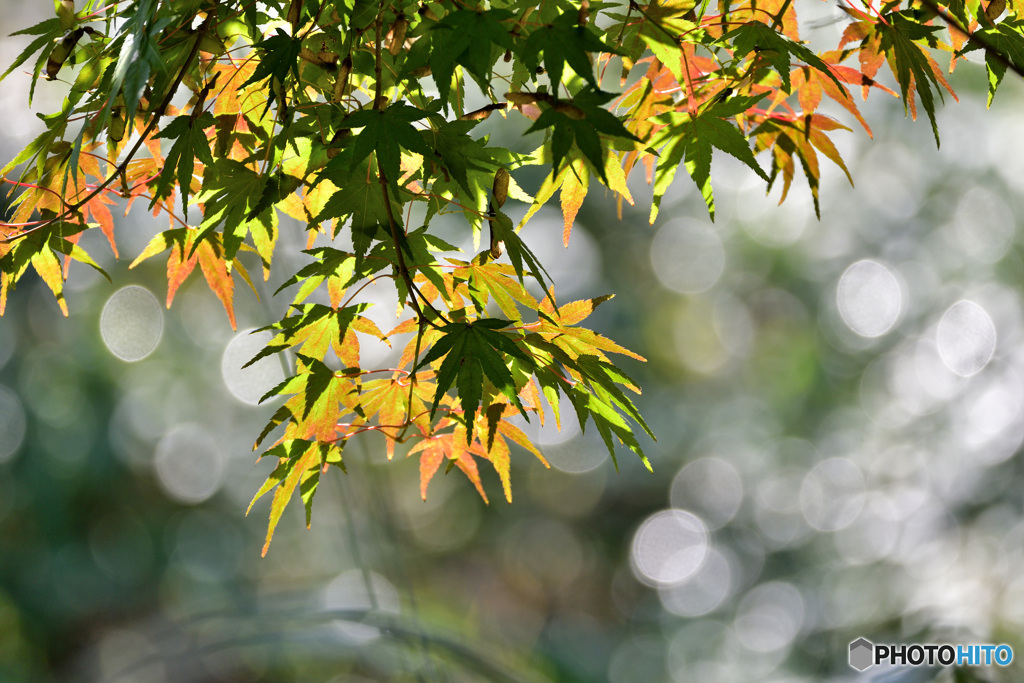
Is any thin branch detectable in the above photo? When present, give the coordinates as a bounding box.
[1,13,215,244]
[379,172,447,329]
[372,0,447,329]
[912,0,1024,79]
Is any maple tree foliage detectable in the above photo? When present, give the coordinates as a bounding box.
[0,0,1019,553]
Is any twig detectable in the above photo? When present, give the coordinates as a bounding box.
[912,0,1024,79]
[372,1,447,329]
[1,13,216,244]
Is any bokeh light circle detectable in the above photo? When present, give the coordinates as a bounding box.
[937,300,996,376]
[799,458,866,532]
[734,581,805,653]
[955,186,1015,264]
[658,548,732,616]
[100,285,163,361]
[837,259,903,337]
[670,458,743,530]
[153,424,227,504]
[650,220,725,293]
[630,509,709,586]
[221,329,286,405]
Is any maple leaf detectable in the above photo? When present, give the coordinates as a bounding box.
[404,9,514,102]
[754,114,853,217]
[247,303,388,369]
[631,0,701,86]
[315,160,404,258]
[359,375,433,459]
[273,247,359,309]
[337,103,435,186]
[453,260,539,324]
[130,228,242,328]
[725,21,842,94]
[194,158,274,266]
[781,57,899,136]
[959,20,1024,106]
[520,148,634,244]
[523,11,614,89]
[210,60,259,117]
[367,227,459,302]
[247,438,344,556]
[415,318,534,440]
[409,429,488,502]
[150,112,217,218]
[519,293,654,470]
[423,119,495,195]
[485,211,553,296]
[877,12,957,145]
[525,87,641,184]
[255,355,361,447]
[649,95,770,222]
[0,221,108,315]
[241,29,302,118]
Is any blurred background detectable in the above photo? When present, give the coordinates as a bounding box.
[4,2,1024,681]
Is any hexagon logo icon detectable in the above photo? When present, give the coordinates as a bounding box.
[849,637,874,671]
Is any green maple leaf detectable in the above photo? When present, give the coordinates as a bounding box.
[273,248,362,307]
[247,303,388,368]
[193,158,271,263]
[631,0,701,84]
[0,17,63,107]
[456,260,539,324]
[523,11,614,89]
[247,438,344,556]
[878,12,950,145]
[520,296,654,471]
[487,210,553,295]
[367,226,459,301]
[422,139,521,236]
[242,28,302,117]
[0,223,108,315]
[415,319,533,440]
[340,103,434,184]
[255,355,360,445]
[404,9,514,102]
[958,20,1024,106]
[315,159,402,258]
[649,95,769,222]
[424,119,494,195]
[149,112,216,218]
[725,21,841,93]
[526,87,640,183]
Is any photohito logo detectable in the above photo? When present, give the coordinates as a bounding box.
[849,638,1013,671]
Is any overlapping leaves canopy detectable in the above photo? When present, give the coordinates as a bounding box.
[1,0,1019,553]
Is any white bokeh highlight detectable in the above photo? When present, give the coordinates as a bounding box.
[937,300,997,376]
[100,286,163,361]
[221,329,286,405]
[651,220,726,294]
[800,458,866,532]
[658,548,732,616]
[837,259,903,337]
[670,458,743,530]
[630,509,709,587]
[734,582,805,653]
[153,424,227,504]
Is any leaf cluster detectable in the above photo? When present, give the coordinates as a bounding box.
[1,0,1018,552]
